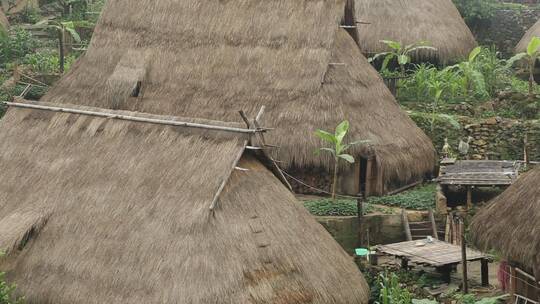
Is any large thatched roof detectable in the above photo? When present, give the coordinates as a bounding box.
[516,19,540,53]
[42,0,435,194]
[354,0,477,63]
[0,103,369,303]
[470,168,540,273]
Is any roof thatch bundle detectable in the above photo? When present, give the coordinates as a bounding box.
[0,103,369,303]
[354,0,477,63]
[470,168,540,274]
[42,0,435,195]
[516,19,540,53]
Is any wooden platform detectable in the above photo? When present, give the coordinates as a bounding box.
[437,160,520,186]
[376,239,491,285]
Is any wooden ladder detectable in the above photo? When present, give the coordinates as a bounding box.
[402,209,439,241]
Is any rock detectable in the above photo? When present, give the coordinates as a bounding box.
[484,117,498,125]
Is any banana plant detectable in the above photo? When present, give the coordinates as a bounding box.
[36,19,81,73]
[369,40,437,77]
[315,121,369,202]
[444,46,485,99]
[507,36,540,101]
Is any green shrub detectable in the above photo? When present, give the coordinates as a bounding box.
[0,27,41,66]
[302,199,392,216]
[367,184,436,210]
[452,0,497,24]
[0,272,24,304]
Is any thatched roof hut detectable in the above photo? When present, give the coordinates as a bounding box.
[0,102,369,303]
[354,0,477,64]
[42,0,435,196]
[470,168,540,283]
[516,19,540,53]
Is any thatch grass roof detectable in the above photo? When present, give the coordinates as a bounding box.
[0,103,369,303]
[354,0,477,63]
[42,0,435,194]
[516,19,540,53]
[470,168,540,273]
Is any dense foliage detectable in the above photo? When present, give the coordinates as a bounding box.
[303,199,392,216]
[366,184,436,210]
[452,0,497,24]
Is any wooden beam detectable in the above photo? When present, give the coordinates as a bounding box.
[365,157,374,196]
[466,186,473,210]
[209,140,248,211]
[3,101,260,134]
[461,221,469,293]
[429,210,439,240]
[402,209,412,241]
[510,266,516,300]
[481,259,489,287]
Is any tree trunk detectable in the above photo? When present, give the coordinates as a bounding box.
[58,29,65,73]
[332,160,339,202]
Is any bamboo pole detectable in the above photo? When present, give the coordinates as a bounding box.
[209,140,248,211]
[461,218,468,293]
[1,101,261,134]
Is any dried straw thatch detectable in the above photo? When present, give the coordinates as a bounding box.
[0,103,369,303]
[516,19,540,53]
[354,0,477,63]
[42,0,435,195]
[470,168,540,274]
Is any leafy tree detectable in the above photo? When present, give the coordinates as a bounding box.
[369,40,437,77]
[35,19,80,73]
[507,36,540,101]
[315,121,368,201]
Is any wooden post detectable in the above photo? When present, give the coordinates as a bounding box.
[510,266,516,299]
[356,193,364,248]
[58,29,65,73]
[402,209,412,241]
[429,210,439,239]
[466,186,473,210]
[524,134,529,168]
[480,259,489,287]
[365,157,374,197]
[354,162,361,195]
[401,258,408,269]
[461,221,469,293]
[534,267,540,304]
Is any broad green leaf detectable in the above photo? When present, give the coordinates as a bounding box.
[338,154,355,163]
[412,299,438,304]
[315,130,336,144]
[318,147,336,156]
[380,40,401,51]
[381,54,395,72]
[527,36,540,56]
[369,52,391,63]
[397,54,409,65]
[335,120,349,143]
[64,27,81,42]
[468,46,482,62]
[506,53,527,68]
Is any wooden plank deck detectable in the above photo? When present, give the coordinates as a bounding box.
[376,239,487,267]
[437,160,520,186]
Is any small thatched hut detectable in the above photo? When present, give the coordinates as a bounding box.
[470,168,540,302]
[0,102,369,303]
[516,19,540,53]
[354,0,477,64]
[42,0,436,196]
